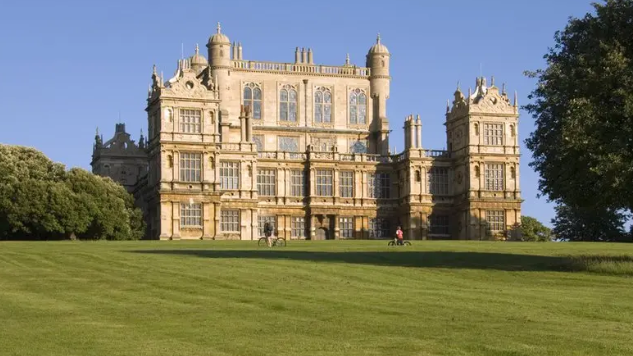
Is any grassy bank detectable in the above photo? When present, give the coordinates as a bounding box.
[1,240,632,355]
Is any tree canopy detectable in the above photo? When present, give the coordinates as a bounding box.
[0,144,144,240]
[525,0,633,240]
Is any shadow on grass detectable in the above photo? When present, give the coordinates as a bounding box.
[129,249,633,275]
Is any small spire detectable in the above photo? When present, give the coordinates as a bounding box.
[468,87,473,99]
[490,76,495,86]
[514,91,518,107]
[140,128,144,136]
[446,99,450,113]
[152,64,157,75]
[456,81,461,92]
[217,22,221,34]
[345,53,350,65]
[195,43,199,54]
[96,127,99,136]
[376,33,381,44]
[502,83,507,95]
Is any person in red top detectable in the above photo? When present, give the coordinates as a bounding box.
[395,226,404,246]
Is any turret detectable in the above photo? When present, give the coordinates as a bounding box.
[207,22,231,109]
[367,33,391,155]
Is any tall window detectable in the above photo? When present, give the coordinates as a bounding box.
[220,161,239,190]
[484,123,503,145]
[258,216,276,237]
[349,89,367,124]
[429,215,449,235]
[180,203,202,227]
[314,87,332,123]
[340,171,354,197]
[278,137,299,152]
[179,153,201,182]
[257,168,276,196]
[369,218,390,239]
[221,210,240,232]
[243,83,262,119]
[339,217,354,239]
[486,210,505,232]
[290,170,306,197]
[179,109,201,133]
[428,167,449,195]
[368,172,390,198]
[291,217,305,238]
[485,163,504,191]
[253,135,264,151]
[316,170,333,196]
[279,84,297,122]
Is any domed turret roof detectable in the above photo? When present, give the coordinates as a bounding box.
[208,22,230,44]
[369,33,389,54]
[190,44,207,66]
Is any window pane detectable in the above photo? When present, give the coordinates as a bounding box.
[253,101,261,119]
[315,91,323,103]
[253,87,261,100]
[289,102,297,122]
[289,89,297,102]
[244,87,252,100]
[324,91,331,103]
[280,103,288,121]
[280,89,288,102]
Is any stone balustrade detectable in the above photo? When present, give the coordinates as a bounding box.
[231,60,371,78]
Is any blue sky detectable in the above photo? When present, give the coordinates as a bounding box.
[0,0,595,227]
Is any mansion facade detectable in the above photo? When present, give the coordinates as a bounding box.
[91,24,522,240]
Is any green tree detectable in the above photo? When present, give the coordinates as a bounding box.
[551,204,629,242]
[525,0,633,239]
[520,216,553,242]
[0,144,144,240]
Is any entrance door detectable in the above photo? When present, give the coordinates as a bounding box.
[315,227,329,240]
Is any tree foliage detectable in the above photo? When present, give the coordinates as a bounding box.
[552,204,630,242]
[0,144,144,240]
[525,0,633,240]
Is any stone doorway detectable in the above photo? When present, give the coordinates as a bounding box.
[315,227,329,240]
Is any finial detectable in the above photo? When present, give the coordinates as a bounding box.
[345,53,350,65]
[490,76,495,86]
[456,81,461,91]
[514,91,518,107]
[140,128,144,136]
[152,64,157,75]
[468,87,473,98]
[446,99,450,113]
[502,83,507,95]
[217,22,221,34]
[96,127,99,135]
[195,43,199,54]
[377,33,381,44]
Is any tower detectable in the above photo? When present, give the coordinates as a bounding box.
[207,22,231,115]
[366,34,391,155]
[446,76,521,240]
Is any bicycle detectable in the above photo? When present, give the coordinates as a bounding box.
[258,236,286,247]
[388,239,411,246]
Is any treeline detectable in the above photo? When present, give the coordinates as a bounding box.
[0,144,144,240]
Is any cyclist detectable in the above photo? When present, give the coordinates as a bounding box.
[395,226,404,246]
[263,222,273,247]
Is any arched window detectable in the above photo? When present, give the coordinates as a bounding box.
[314,87,332,123]
[279,85,297,122]
[349,89,367,124]
[243,83,262,119]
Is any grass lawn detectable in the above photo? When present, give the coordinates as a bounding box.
[1,241,633,356]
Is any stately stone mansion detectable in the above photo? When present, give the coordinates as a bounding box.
[91,24,522,240]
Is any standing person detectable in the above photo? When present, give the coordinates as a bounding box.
[264,222,273,247]
[395,226,404,246]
